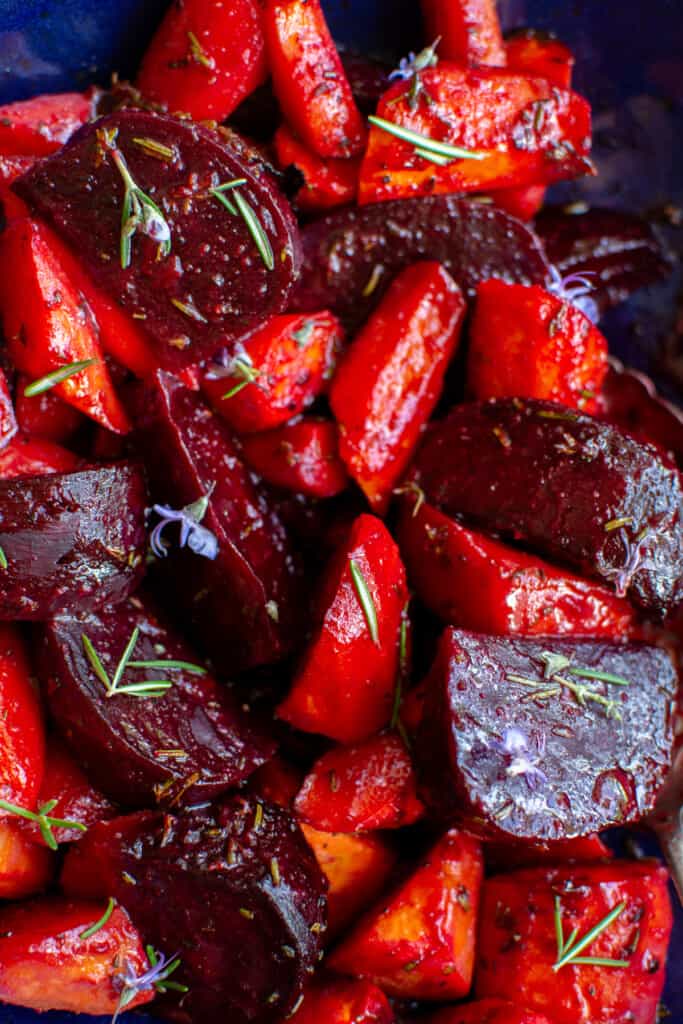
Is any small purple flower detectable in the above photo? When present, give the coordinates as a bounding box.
[113,949,181,1022]
[599,527,661,598]
[388,39,440,82]
[491,726,548,791]
[149,488,219,561]
[547,266,599,322]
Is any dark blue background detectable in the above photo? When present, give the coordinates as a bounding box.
[0,1,681,1020]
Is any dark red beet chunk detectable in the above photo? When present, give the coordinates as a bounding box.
[416,628,677,842]
[14,110,301,370]
[39,590,275,808]
[289,196,551,329]
[63,797,326,1024]
[0,462,146,619]
[133,371,302,673]
[413,398,683,617]
[601,358,683,470]
[536,205,672,315]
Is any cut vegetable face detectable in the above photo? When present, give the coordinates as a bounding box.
[40,592,275,808]
[0,463,147,619]
[14,110,302,369]
[416,628,677,841]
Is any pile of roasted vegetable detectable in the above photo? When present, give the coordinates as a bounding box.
[0,0,679,1022]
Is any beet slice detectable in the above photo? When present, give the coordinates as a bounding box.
[601,357,683,470]
[536,205,672,315]
[62,797,327,1024]
[416,628,677,841]
[0,462,146,619]
[133,371,302,673]
[413,398,683,617]
[289,195,551,329]
[39,590,275,808]
[14,109,301,370]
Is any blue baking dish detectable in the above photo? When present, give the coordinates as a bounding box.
[0,0,681,1019]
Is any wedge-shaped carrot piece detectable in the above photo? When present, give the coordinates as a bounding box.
[329,829,483,999]
[431,999,554,1024]
[0,433,78,478]
[420,0,506,66]
[0,898,153,1015]
[202,311,343,434]
[0,219,130,433]
[0,821,53,899]
[295,732,423,833]
[396,499,637,638]
[290,976,394,1024]
[468,281,608,411]
[0,91,94,156]
[274,124,359,212]
[241,418,349,499]
[475,861,673,1024]
[330,262,465,514]
[19,738,114,848]
[506,30,575,89]
[137,0,267,122]
[301,826,397,940]
[0,625,45,812]
[264,0,366,158]
[278,514,408,743]
[359,64,592,205]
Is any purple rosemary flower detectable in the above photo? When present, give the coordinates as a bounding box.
[547,265,599,322]
[113,948,184,1022]
[388,40,440,98]
[149,487,218,561]
[599,528,661,598]
[491,726,548,791]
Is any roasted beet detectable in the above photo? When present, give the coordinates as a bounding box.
[0,462,146,619]
[416,628,677,841]
[536,205,672,315]
[413,398,683,616]
[14,110,301,370]
[39,591,275,808]
[134,371,302,673]
[62,796,327,1024]
[601,357,683,469]
[289,196,551,329]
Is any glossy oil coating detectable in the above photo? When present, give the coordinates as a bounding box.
[40,591,275,808]
[413,398,683,616]
[62,797,327,1024]
[15,109,301,369]
[0,462,146,619]
[417,628,677,841]
[290,195,551,329]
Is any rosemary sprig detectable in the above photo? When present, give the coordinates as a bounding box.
[24,359,97,397]
[539,651,631,689]
[0,798,87,851]
[80,897,116,940]
[368,114,486,164]
[391,606,412,747]
[507,649,629,720]
[349,559,380,646]
[210,182,274,270]
[110,147,172,269]
[553,895,630,971]
[221,356,261,400]
[81,628,204,700]
[114,946,188,1023]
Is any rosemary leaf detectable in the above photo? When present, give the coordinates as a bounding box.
[24,359,97,397]
[80,897,116,940]
[233,189,275,271]
[368,114,486,162]
[349,559,380,646]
